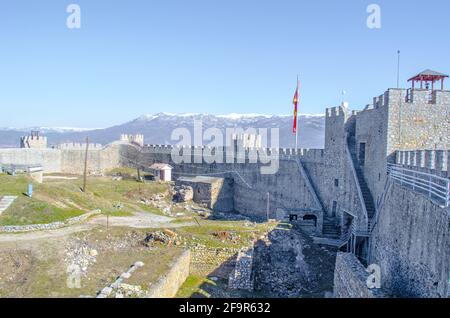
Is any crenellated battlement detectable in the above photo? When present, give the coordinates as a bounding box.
[142,144,325,163]
[395,150,449,177]
[372,92,389,109]
[20,134,47,149]
[120,134,145,147]
[57,142,103,150]
[232,133,262,148]
[326,105,347,118]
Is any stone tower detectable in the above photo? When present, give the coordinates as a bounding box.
[20,131,47,149]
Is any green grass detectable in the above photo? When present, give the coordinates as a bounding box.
[106,167,138,177]
[176,274,212,298]
[176,220,275,249]
[0,173,169,226]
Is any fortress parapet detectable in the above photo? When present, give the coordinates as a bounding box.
[373,92,389,109]
[57,142,103,150]
[142,144,325,164]
[395,150,449,178]
[20,131,47,149]
[326,104,348,118]
[231,133,262,148]
[120,134,144,147]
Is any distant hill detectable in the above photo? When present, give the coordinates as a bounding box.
[0,113,325,149]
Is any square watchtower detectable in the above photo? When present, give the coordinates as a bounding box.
[355,69,450,202]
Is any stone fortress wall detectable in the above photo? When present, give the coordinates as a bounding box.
[0,142,122,174]
[332,84,450,298]
[56,142,103,150]
[369,181,449,297]
[0,75,449,298]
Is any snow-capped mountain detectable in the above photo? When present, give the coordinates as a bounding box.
[0,113,325,149]
[0,126,97,133]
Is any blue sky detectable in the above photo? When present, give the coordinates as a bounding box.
[0,0,449,128]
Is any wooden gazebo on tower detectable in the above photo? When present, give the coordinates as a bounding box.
[408,69,448,91]
[406,69,448,103]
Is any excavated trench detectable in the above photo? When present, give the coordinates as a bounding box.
[252,223,337,298]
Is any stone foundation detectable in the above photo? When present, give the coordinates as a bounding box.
[333,252,386,298]
[146,249,190,298]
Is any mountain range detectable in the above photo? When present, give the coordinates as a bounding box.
[0,113,325,149]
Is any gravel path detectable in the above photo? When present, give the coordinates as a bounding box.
[0,211,193,243]
[87,211,194,228]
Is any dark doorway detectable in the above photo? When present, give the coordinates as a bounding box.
[331,201,338,218]
[359,143,366,166]
[302,214,317,227]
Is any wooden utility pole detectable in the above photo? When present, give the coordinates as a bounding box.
[82,137,89,192]
[397,50,401,89]
[266,192,270,221]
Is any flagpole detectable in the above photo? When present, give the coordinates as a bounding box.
[295,75,299,149]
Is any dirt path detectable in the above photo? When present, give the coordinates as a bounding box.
[0,211,194,243]
[0,224,93,243]
[87,211,194,228]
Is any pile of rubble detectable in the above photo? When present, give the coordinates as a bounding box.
[139,193,166,206]
[142,229,181,246]
[99,230,143,251]
[252,228,318,297]
[113,283,147,298]
[139,193,174,215]
[64,239,98,276]
[212,231,241,243]
[97,261,146,298]
[172,185,194,203]
[228,247,254,291]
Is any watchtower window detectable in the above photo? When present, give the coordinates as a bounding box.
[334,179,339,187]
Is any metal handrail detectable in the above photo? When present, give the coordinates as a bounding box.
[387,163,450,207]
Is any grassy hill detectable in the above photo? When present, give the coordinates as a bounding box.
[0,172,169,226]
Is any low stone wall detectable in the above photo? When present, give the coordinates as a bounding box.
[0,209,101,233]
[146,249,191,298]
[228,246,254,290]
[333,252,386,298]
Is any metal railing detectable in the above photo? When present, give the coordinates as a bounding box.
[340,220,356,249]
[387,163,450,207]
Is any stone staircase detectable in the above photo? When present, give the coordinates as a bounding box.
[347,136,376,220]
[0,196,17,215]
[322,218,341,239]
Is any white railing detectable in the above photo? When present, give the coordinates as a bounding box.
[387,163,450,207]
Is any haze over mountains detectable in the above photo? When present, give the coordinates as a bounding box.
[0,113,325,149]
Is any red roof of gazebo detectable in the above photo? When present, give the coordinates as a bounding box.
[408,69,448,82]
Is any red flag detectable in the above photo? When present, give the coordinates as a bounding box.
[292,82,299,133]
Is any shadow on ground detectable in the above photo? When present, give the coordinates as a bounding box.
[188,221,337,298]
